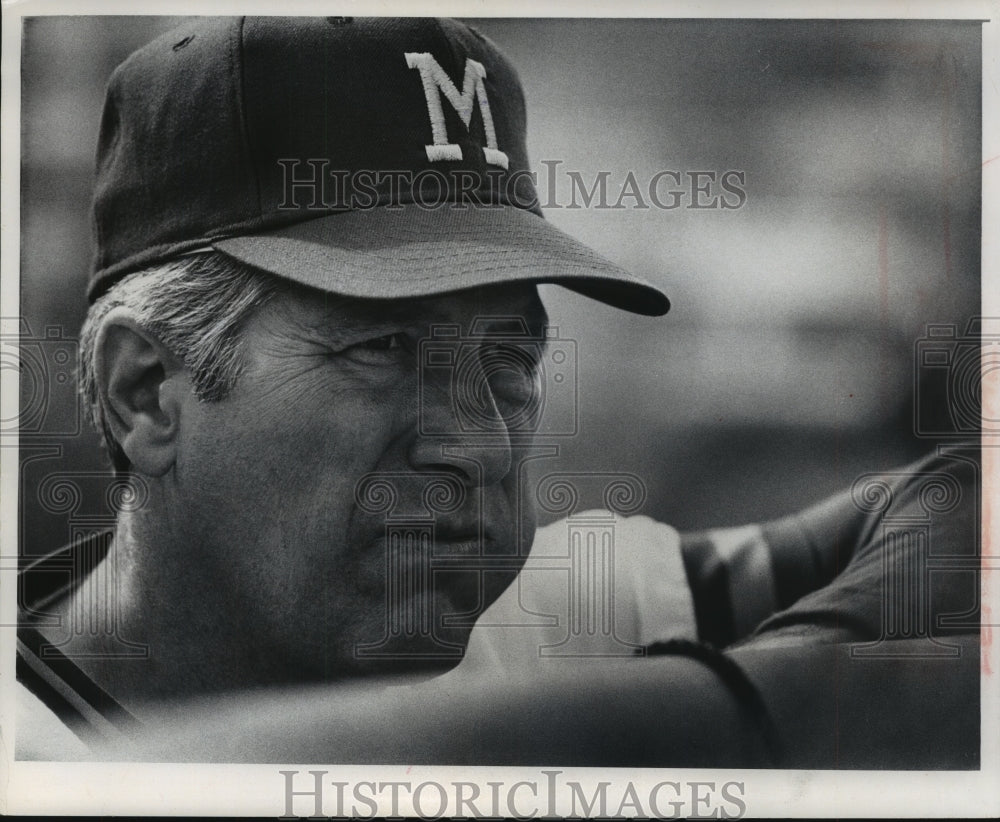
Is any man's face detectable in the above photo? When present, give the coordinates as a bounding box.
[171,281,547,682]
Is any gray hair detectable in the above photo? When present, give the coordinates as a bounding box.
[78,252,284,471]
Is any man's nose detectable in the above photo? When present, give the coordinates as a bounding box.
[409,364,513,487]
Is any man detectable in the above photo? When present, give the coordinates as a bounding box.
[15,16,979,767]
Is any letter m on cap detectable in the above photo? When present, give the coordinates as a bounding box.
[404,53,509,169]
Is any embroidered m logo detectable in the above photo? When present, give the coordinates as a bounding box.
[404,52,509,169]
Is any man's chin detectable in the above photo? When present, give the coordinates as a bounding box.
[297,583,512,682]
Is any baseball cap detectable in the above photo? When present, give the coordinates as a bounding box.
[90,17,670,315]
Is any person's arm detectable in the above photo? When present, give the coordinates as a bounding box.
[681,448,980,647]
[680,486,865,646]
[121,654,771,765]
[728,632,980,769]
[103,631,978,768]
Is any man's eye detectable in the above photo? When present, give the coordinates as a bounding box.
[479,344,541,400]
[357,333,406,352]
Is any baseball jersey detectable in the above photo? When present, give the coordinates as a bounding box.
[15,538,140,759]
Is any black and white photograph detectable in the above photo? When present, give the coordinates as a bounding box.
[1,0,998,817]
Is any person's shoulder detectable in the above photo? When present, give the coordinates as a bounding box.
[14,678,94,761]
[463,511,695,672]
[15,533,114,760]
[529,509,679,550]
[19,531,112,616]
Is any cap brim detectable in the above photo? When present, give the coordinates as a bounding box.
[212,205,669,316]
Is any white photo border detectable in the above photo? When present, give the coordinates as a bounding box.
[2,0,997,817]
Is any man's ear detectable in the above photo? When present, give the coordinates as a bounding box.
[95,309,189,477]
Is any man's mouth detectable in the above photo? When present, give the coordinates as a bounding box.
[430,533,491,557]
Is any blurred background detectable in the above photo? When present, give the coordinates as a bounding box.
[16,17,981,557]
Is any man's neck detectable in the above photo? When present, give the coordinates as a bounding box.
[35,512,249,711]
